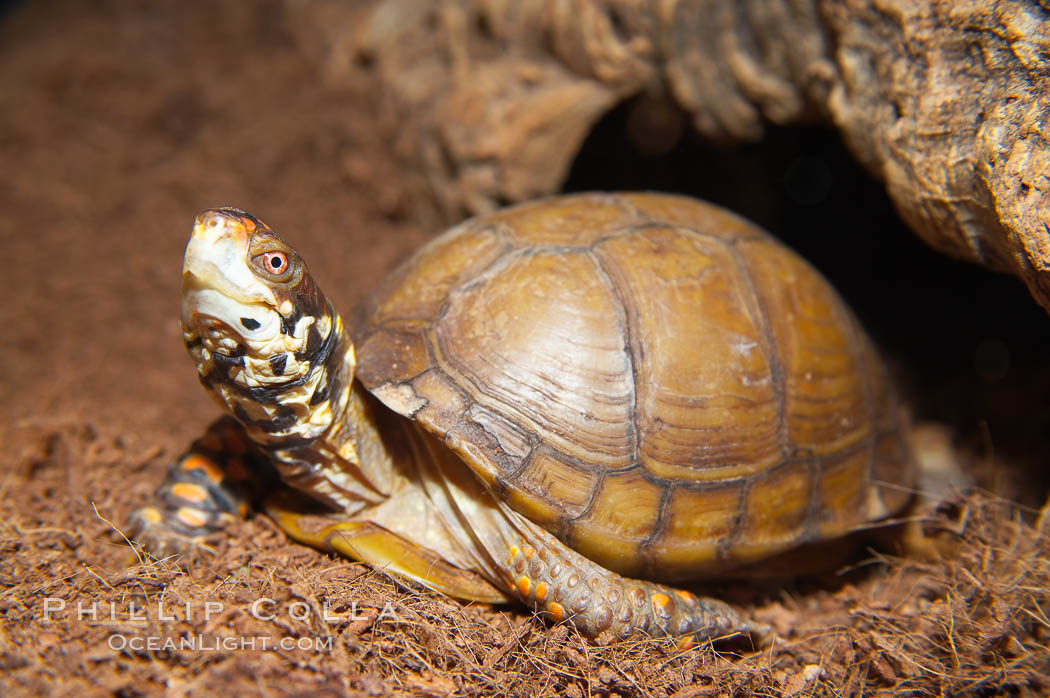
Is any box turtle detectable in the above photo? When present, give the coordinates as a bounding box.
[129,192,916,644]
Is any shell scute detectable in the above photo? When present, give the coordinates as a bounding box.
[592,227,783,482]
[736,238,871,455]
[430,248,635,469]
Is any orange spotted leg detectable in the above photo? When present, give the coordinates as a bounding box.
[501,515,771,647]
[127,417,277,560]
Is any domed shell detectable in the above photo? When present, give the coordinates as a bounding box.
[353,193,915,580]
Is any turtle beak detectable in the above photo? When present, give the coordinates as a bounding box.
[182,209,276,305]
[181,209,279,339]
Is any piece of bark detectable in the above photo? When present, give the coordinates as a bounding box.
[289,0,1050,314]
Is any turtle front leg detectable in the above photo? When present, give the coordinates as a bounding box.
[499,514,770,647]
[264,492,509,605]
[127,417,277,560]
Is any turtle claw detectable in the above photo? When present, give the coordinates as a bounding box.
[741,619,775,649]
[691,617,774,651]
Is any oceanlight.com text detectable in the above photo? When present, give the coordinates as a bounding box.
[107,633,335,653]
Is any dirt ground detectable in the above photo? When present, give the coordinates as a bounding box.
[1,2,1048,696]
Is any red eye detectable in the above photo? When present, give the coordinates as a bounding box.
[254,251,289,276]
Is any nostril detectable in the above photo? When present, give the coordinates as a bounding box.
[240,317,261,331]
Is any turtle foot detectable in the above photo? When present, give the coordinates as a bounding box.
[125,505,221,565]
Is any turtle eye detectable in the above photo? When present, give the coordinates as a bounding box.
[253,251,290,277]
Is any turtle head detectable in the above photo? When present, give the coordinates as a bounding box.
[181,208,353,442]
